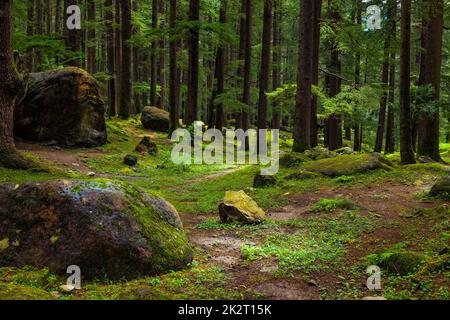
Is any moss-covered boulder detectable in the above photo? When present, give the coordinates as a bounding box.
[219,191,266,224]
[141,106,170,132]
[135,136,158,155]
[379,252,426,276]
[253,174,277,188]
[429,176,450,199]
[0,180,192,279]
[303,153,393,177]
[304,146,337,160]
[0,283,53,300]
[285,170,321,180]
[14,67,107,147]
[335,147,354,155]
[279,152,310,168]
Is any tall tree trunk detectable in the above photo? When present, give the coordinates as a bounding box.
[385,43,396,153]
[132,0,141,113]
[374,1,395,153]
[157,0,166,109]
[0,0,32,169]
[353,0,362,152]
[293,0,315,152]
[150,0,158,107]
[185,0,200,124]
[271,0,282,130]
[87,0,96,74]
[235,0,246,129]
[105,0,116,116]
[399,0,416,164]
[35,0,43,70]
[417,0,443,161]
[119,0,132,119]
[114,0,121,114]
[209,0,227,130]
[169,0,179,134]
[310,0,322,147]
[55,0,61,35]
[46,0,52,34]
[241,0,253,134]
[257,0,273,137]
[26,0,34,72]
[65,0,81,67]
[325,2,342,151]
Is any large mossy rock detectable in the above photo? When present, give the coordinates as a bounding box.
[0,283,53,300]
[304,146,337,160]
[429,176,450,199]
[141,106,170,132]
[279,152,311,168]
[14,67,107,147]
[379,252,426,276]
[303,153,393,177]
[0,180,192,279]
[219,191,266,224]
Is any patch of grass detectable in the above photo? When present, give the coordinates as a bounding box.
[311,198,357,213]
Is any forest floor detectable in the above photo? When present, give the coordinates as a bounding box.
[0,116,449,300]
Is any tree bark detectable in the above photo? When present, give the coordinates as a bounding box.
[257,0,273,135]
[271,0,282,130]
[310,0,322,147]
[150,0,158,107]
[0,0,33,169]
[169,0,179,134]
[157,0,166,109]
[241,0,253,134]
[35,0,43,70]
[114,0,121,115]
[26,0,35,73]
[65,0,81,67]
[87,0,96,74]
[105,0,116,116]
[132,0,141,114]
[119,0,132,119]
[385,46,396,153]
[185,0,200,124]
[293,0,315,152]
[374,1,395,153]
[399,0,416,164]
[417,0,444,161]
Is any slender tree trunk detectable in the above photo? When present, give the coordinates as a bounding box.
[65,0,81,67]
[310,0,322,147]
[325,3,342,151]
[114,0,121,114]
[87,0,96,74]
[417,0,443,161]
[235,0,246,129]
[35,0,43,70]
[185,0,200,124]
[132,0,141,113]
[271,0,282,130]
[241,0,253,134]
[353,0,362,151]
[257,0,273,138]
[157,0,166,109]
[169,0,179,134]
[46,0,52,34]
[209,0,227,130]
[150,0,158,107]
[399,0,416,164]
[26,0,35,73]
[119,0,132,119]
[385,46,396,153]
[374,1,395,153]
[293,0,315,152]
[55,0,61,35]
[105,0,116,116]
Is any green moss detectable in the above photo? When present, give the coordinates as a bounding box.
[311,198,357,213]
[303,153,393,177]
[0,283,53,300]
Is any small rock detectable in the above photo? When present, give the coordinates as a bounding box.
[219,190,266,224]
[87,172,96,177]
[307,279,318,286]
[253,174,277,188]
[362,296,387,300]
[59,285,75,292]
[124,154,138,166]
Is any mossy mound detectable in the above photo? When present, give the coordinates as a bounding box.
[304,146,337,160]
[0,180,192,279]
[219,191,266,224]
[285,170,321,180]
[379,252,426,276]
[303,153,393,177]
[253,174,277,188]
[0,283,53,300]
[135,136,158,155]
[429,176,450,200]
[279,152,311,168]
